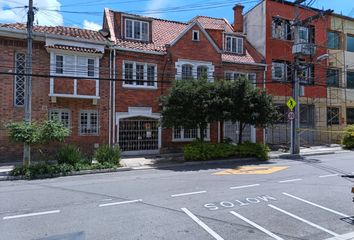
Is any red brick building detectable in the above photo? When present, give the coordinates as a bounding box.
[102,5,266,155]
[244,0,330,146]
[0,24,110,161]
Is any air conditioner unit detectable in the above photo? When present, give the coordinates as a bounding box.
[292,43,316,56]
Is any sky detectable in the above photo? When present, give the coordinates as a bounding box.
[0,0,353,31]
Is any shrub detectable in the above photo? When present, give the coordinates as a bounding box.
[56,145,83,166]
[342,125,354,149]
[94,145,121,165]
[183,140,270,161]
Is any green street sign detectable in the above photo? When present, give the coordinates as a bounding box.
[287,97,296,111]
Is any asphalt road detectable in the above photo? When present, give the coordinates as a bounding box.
[1,152,354,240]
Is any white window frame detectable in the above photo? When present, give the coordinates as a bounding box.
[49,109,71,129]
[298,26,309,43]
[225,35,243,54]
[79,110,99,136]
[192,30,200,41]
[125,18,149,41]
[51,53,99,78]
[175,59,214,82]
[272,62,287,81]
[122,60,157,89]
[272,18,290,40]
[172,125,210,142]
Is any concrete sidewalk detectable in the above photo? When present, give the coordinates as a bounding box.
[0,145,351,179]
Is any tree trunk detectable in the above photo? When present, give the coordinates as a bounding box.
[238,122,244,144]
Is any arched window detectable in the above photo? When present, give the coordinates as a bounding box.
[197,66,208,80]
[181,64,193,80]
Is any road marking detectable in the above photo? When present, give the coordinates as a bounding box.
[171,191,207,197]
[325,231,354,240]
[268,204,339,237]
[181,208,224,240]
[278,178,302,183]
[282,192,350,218]
[99,199,142,207]
[3,210,60,220]
[214,166,288,175]
[319,174,339,178]
[230,211,284,240]
[230,184,260,190]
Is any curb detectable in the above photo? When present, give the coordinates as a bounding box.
[269,149,351,159]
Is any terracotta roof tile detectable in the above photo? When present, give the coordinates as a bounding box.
[193,16,234,33]
[46,44,103,54]
[115,18,187,52]
[221,51,256,64]
[0,23,106,41]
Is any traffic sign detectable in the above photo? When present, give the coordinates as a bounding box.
[288,111,295,120]
[287,97,297,111]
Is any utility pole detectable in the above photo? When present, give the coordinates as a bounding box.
[290,1,332,155]
[290,0,305,155]
[24,0,34,165]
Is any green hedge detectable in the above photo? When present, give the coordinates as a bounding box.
[342,125,354,149]
[183,141,270,161]
[94,144,121,165]
[11,161,118,180]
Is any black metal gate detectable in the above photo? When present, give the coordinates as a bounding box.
[118,117,158,152]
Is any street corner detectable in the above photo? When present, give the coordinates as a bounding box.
[213,165,289,175]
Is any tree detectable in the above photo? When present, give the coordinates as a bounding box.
[5,119,70,165]
[224,77,280,144]
[160,79,215,141]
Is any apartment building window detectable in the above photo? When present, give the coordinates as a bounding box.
[53,54,97,77]
[327,107,340,125]
[300,105,315,126]
[327,31,340,49]
[298,63,314,85]
[14,53,26,107]
[347,71,354,89]
[49,109,70,128]
[347,108,354,125]
[298,26,309,43]
[79,110,98,135]
[327,68,340,87]
[225,35,243,54]
[272,61,290,82]
[347,35,354,52]
[173,125,210,141]
[182,64,193,80]
[125,19,149,41]
[123,61,157,88]
[272,17,291,40]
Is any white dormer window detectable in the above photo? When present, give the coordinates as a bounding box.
[125,19,149,41]
[192,30,200,41]
[225,35,243,54]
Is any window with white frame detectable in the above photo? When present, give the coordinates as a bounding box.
[125,18,149,41]
[52,54,98,78]
[224,71,246,81]
[123,61,157,88]
[173,125,210,141]
[298,26,309,43]
[272,17,292,40]
[176,60,214,82]
[14,52,26,107]
[49,109,70,128]
[182,64,193,80]
[272,61,287,81]
[225,35,243,54]
[79,110,99,135]
[192,30,200,41]
[248,73,257,84]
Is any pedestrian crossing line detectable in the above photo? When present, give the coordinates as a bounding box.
[282,192,350,218]
[230,211,284,240]
[268,204,339,237]
[181,208,224,240]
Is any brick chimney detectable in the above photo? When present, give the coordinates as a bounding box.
[233,4,244,33]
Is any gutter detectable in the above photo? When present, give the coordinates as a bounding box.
[222,60,268,67]
[113,46,166,55]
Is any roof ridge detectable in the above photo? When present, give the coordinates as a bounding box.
[0,22,101,33]
[195,15,226,20]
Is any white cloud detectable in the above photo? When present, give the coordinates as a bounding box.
[83,20,101,31]
[145,0,169,18]
[0,0,63,26]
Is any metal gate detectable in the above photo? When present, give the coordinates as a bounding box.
[224,121,252,143]
[118,117,159,152]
